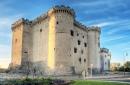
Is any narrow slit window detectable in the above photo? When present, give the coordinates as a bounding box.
[74,48,77,53]
[84,43,87,47]
[70,30,74,36]
[78,40,81,45]
[98,42,100,47]
[84,59,86,62]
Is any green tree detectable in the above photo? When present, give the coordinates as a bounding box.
[124,61,130,72]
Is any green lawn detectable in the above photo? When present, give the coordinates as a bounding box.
[70,80,130,85]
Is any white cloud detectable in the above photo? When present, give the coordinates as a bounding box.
[107,29,121,34]
[74,1,111,7]
[92,22,116,27]
[101,36,127,43]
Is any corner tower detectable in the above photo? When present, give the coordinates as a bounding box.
[48,5,75,75]
[88,26,101,74]
[10,18,31,70]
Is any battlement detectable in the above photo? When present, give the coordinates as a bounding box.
[11,18,31,30]
[74,20,88,31]
[88,26,101,33]
[48,5,75,18]
[100,48,109,53]
[32,13,48,25]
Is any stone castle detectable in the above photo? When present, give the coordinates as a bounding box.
[10,5,111,76]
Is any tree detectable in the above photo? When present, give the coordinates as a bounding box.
[124,61,130,72]
[110,63,121,71]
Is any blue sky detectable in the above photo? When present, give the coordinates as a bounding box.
[0,0,130,68]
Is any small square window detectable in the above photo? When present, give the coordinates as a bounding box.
[78,40,81,45]
[84,59,86,62]
[98,37,100,40]
[84,43,87,47]
[74,48,77,53]
[40,29,42,32]
[81,50,84,54]
[57,21,59,24]
[98,42,100,47]
[15,39,17,42]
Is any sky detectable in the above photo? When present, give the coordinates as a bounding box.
[0,0,130,68]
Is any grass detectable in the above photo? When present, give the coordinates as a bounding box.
[70,80,130,85]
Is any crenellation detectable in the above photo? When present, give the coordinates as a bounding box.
[100,48,109,53]
[52,5,75,18]
[11,18,24,30]
[11,18,32,30]
[74,20,88,31]
[88,26,101,33]
[31,13,48,25]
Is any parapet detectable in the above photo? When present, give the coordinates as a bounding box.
[100,48,109,53]
[88,26,101,34]
[11,18,31,30]
[48,5,76,18]
[74,20,88,31]
[32,13,48,25]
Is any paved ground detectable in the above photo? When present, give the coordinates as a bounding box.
[85,75,130,84]
[0,73,130,84]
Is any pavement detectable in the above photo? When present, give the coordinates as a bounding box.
[84,75,130,84]
[0,73,130,84]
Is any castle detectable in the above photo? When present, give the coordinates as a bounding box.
[10,5,111,76]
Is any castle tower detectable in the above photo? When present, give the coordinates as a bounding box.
[48,6,75,75]
[100,48,111,71]
[10,18,31,71]
[88,27,101,74]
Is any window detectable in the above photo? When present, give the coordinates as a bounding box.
[78,40,81,45]
[98,42,100,47]
[81,50,84,54]
[40,29,42,32]
[15,39,17,42]
[57,21,59,24]
[98,37,100,40]
[79,58,81,64]
[84,43,87,47]
[74,48,77,53]
[70,30,74,36]
[84,59,86,62]
[105,62,107,65]
[77,33,79,36]
[83,36,84,38]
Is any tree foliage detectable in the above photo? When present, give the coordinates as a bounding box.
[110,61,130,72]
